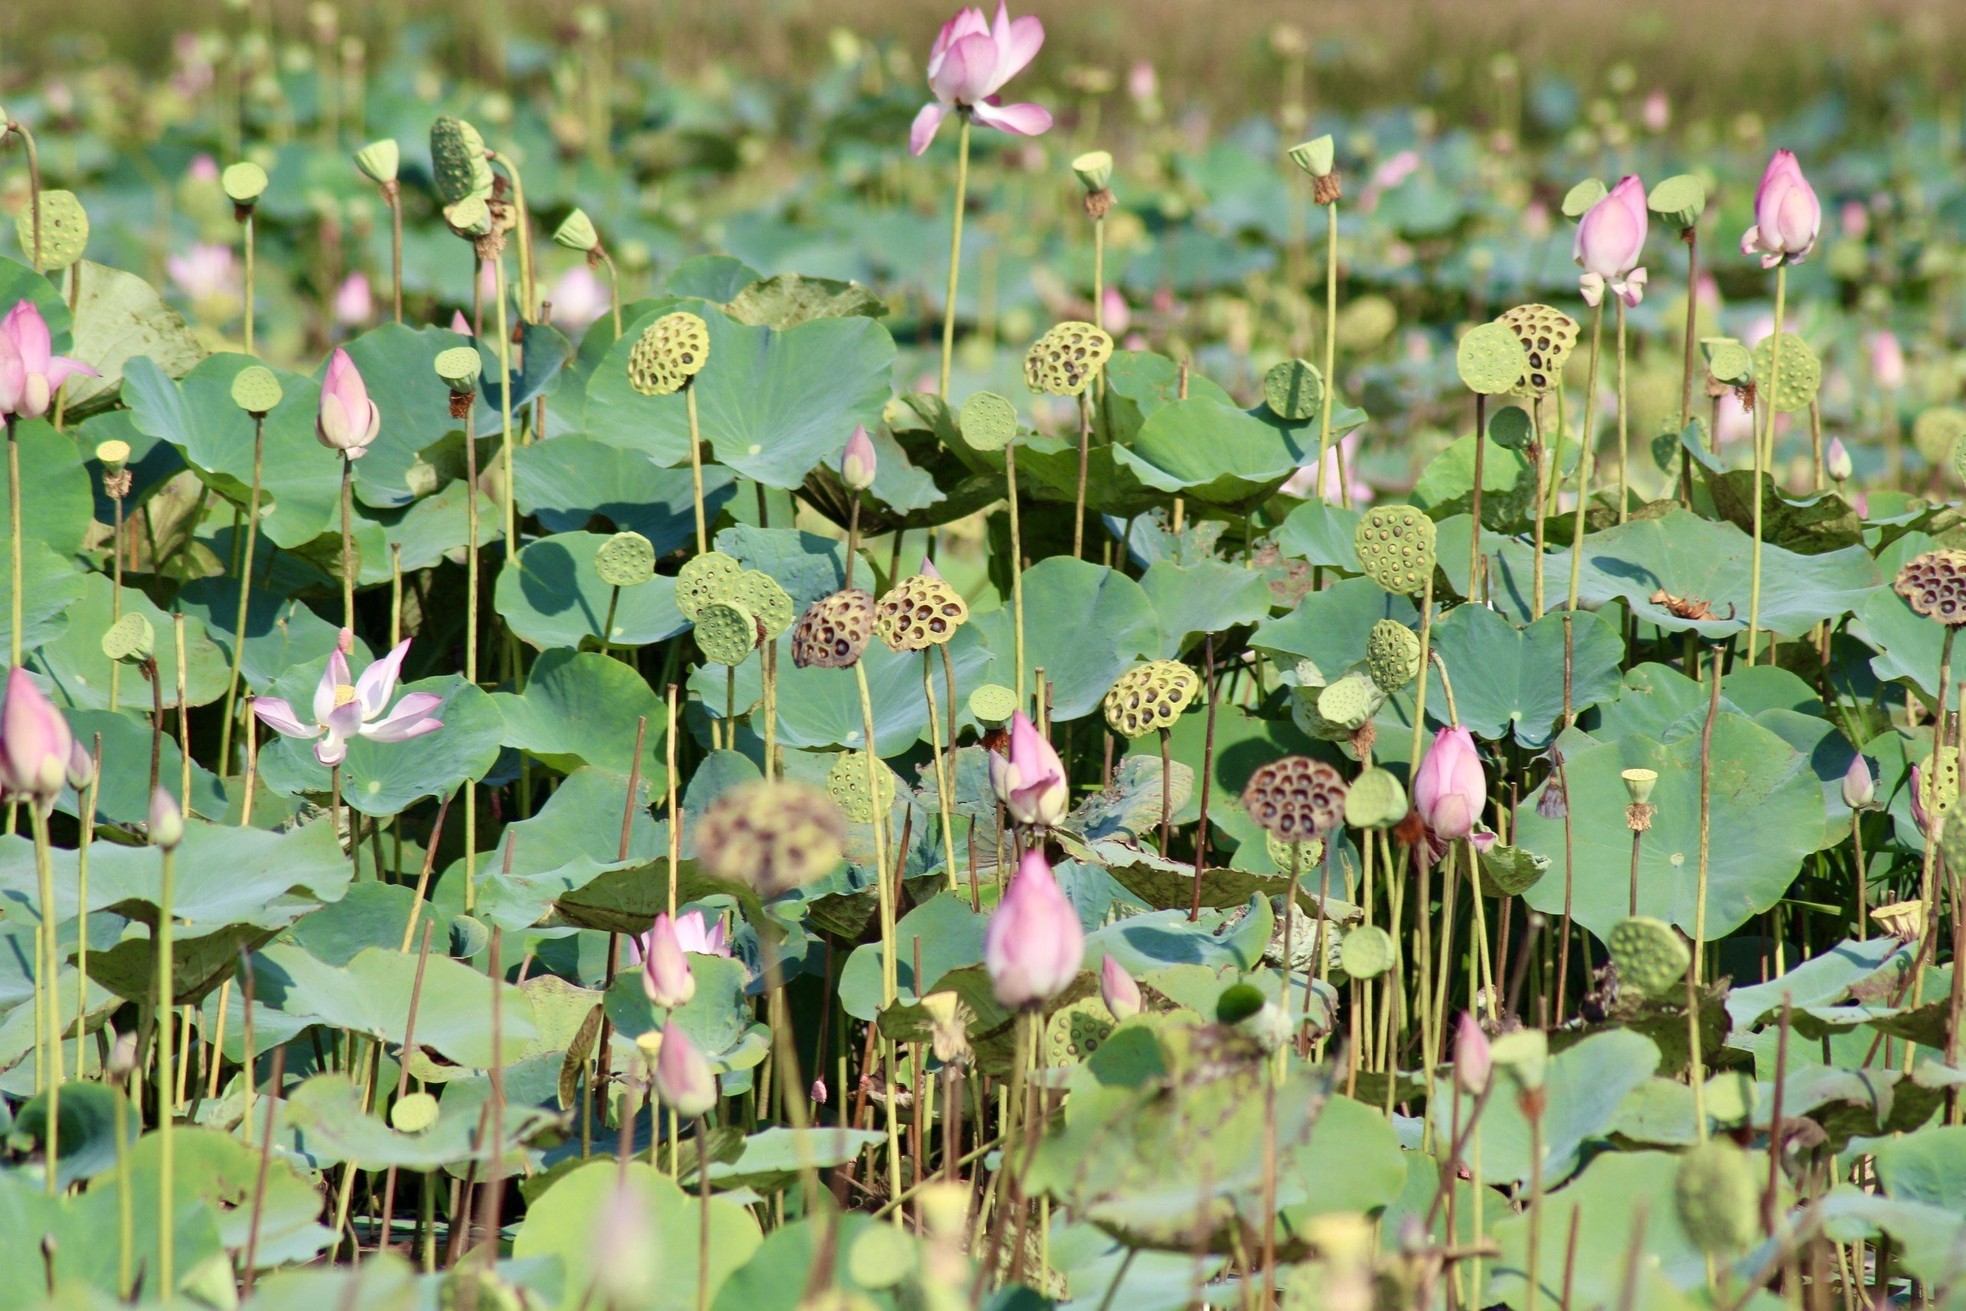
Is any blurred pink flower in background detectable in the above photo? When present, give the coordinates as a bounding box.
[167,243,240,304]
[1641,90,1670,133]
[333,272,373,327]
[1280,430,1368,507]
[188,154,220,184]
[1869,330,1906,389]
[547,265,610,330]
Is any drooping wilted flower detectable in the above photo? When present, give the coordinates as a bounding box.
[252,640,443,766]
[1740,150,1821,268]
[984,848,1084,1009]
[909,2,1053,157]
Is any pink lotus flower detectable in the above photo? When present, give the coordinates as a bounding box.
[651,1020,717,1118]
[1741,149,1820,268]
[1574,175,1649,308]
[547,265,610,331]
[908,2,1052,157]
[638,912,697,1009]
[984,848,1084,1009]
[0,301,97,422]
[253,639,443,766]
[841,425,877,491]
[449,310,473,337]
[626,908,728,961]
[1414,726,1485,842]
[1841,755,1874,810]
[0,666,73,807]
[316,347,380,457]
[1454,1011,1491,1094]
[1826,436,1853,483]
[332,272,373,327]
[1869,331,1906,390]
[1100,955,1141,1020]
[166,243,240,305]
[989,711,1068,829]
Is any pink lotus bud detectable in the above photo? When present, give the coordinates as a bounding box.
[984,848,1085,1009]
[637,913,697,1010]
[0,666,74,805]
[1573,175,1649,308]
[1740,149,1820,268]
[150,785,184,850]
[1869,331,1906,390]
[651,1020,717,1118]
[1842,755,1874,810]
[1839,200,1870,241]
[449,310,473,336]
[1100,955,1142,1020]
[989,711,1068,829]
[1911,761,1935,836]
[1127,60,1159,106]
[316,347,381,457]
[810,1078,828,1105]
[0,300,98,421]
[65,739,94,792]
[920,557,944,581]
[1641,90,1670,134]
[336,626,356,655]
[841,425,877,491]
[1826,436,1853,483]
[333,272,373,327]
[1413,726,1485,842]
[1454,1012,1491,1094]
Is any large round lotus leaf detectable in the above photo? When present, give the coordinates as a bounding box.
[1252,577,1420,678]
[495,531,687,651]
[1515,714,1824,942]
[60,261,204,419]
[12,1081,132,1191]
[1426,605,1623,748]
[585,302,896,490]
[714,525,854,614]
[257,670,504,817]
[37,573,229,710]
[1274,499,1363,567]
[1119,395,1365,512]
[1410,429,1538,533]
[512,432,738,557]
[59,706,226,827]
[1456,322,1529,395]
[1137,559,1274,658]
[1491,509,1878,638]
[0,538,85,659]
[0,418,93,558]
[1750,331,1821,415]
[968,557,1158,722]
[494,649,667,781]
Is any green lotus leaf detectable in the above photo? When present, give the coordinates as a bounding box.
[36,572,230,710]
[1426,604,1623,747]
[494,648,667,781]
[495,530,687,650]
[60,260,204,419]
[513,431,737,555]
[969,557,1158,721]
[0,417,94,559]
[1139,559,1275,657]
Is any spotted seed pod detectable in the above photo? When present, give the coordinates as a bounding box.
[1044,998,1118,1065]
[1341,766,1407,829]
[1315,671,1382,734]
[1023,320,1114,397]
[1264,832,1324,873]
[1365,620,1422,692]
[675,551,743,621]
[695,601,759,666]
[1916,745,1959,833]
[693,778,847,898]
[626,311,711,396]
[790,588,875,669]
[729,570,795,640]
[1497,303,1580,397]
[18,190,88,271]
[1354,505,1437,596]
[875,574,969,652]
[1103,661,1201,738]
[1749,332,1822,415]
[1606,916,1690,998]
[1241,756,1348,842]
[826,750,896,823]
[1894,550,1966,626]
[1674,1140,1761,1256]
[428,115,492,206]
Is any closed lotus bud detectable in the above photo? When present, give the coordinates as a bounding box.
[841,425,877,491]
[0,666,74,806]
[65,739,94,792]
[317,347,381,457]
[150,785,184,849]
[1454,1011,1491,1094]
[353,139,400,186]
[638,913,697,1010]
[1842,755,1874,810]
[810,1078,828,1106]
[1100,955,1142,1020]
[552,208,600,253]
[989,711,1068,829]
[1826,436,1853,483]
[984,848,1085,1010]
[1740,149,1820,267]
[651,1020,717,1118]
[1414,726,1486,841]
[1573,174,1649,308]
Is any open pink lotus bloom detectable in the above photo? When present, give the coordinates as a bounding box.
[253,639,443,766]
[1574,175,1649,308]
[638,911,697,1009]
[316,346,381,458]
[909,2,1052,156]
[1741,149,1820,268]
[984,848,1084,1009]
[0,300,98,422]
[626,909,730,966]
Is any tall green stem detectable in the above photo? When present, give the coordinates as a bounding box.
[1615,301,1630,523]
[154,840,177,1296]
[685,385,707,554]
[925,652,959,893]
[7,415,19,666]
[1315,200,1340,500]
[1747,263,1788,666]
[219,414,266,771]
[242,211,255,355]
[1566,301,1605,618]
[31,803,61,1188]
[856,662,894,1004]
[1005,440,1026,706]
[937,113,972,400]
[494,257,517,559]
[338,456,355,632]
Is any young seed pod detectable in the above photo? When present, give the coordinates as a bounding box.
[673,551,744,622]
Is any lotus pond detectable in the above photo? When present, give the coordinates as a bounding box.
[1,4,1966,1310]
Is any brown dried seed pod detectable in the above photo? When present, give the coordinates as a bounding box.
[694,778,847,898]
[1023,320,1115,397]
[1102,661,1201,739]
[1240,755,1349,842]
[790,588,876,669]
[875,574,970,652]
[1894,550,1966,627]
[1498,303,1580,398]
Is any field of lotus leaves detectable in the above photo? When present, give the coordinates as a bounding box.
[6,2,1966,1308]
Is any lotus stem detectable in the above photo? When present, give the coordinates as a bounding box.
[1616,299,1630,523]
[219,411,267,772]
[598,246,622,339]
[1005,438,1027,706]
[1524,1096,1546,1311]
[1315,198,1339,500]
[30,802,61,1187]
[154,838,177,1296]
[109,490,125,711]
[925,652,959,892]
[489,152,535,322]
[493,255,517,568]
[855,661,895,1005]
[1469,393,1487,602]
[686,383,707,555]
[1073,389,1092,559]
[73,736,97,1077]
[1530,398,1548,620]
[1466,843,1496,1023]
[6,119,44,273]
[758,931,824,1217]
[1694,643,1723,981]
[1678,225,1700,505]
[844,496,861,590]
[937,111,972,400]
[1565,299,1605,622]
[242,208,255,355]
[1747,262,1787,666]
[338,455,356,632]
[7,415,20,667]
[387,182,403,323]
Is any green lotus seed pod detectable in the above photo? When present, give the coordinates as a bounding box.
[1498,304,1580,397]
[1911,407,1966,468]
[1646,174,1706,230]
[1490,1028,1547,1090]
[95,439,130,475]
[102,613,155,664]
[1488,406,1533,451]
[1674,1139,1761,1256]
[674,551,743,621]
[1343,766,1408,829]
[1285,135,1335,178]
[593,531,655,588]
[444,195,492,238]
[1917,746,1959,829]
[969,683,1018,725]
[1938,815,1966,884]
[1339,924,1395,979]
[1456,321,1529,396]
[1289,679,1346,742]
[694,601,758,666]
[434,346,483,392]
[1316,671,1380,733]
[1070,150,1114,193]
[17,190,88,271]
[1262,359,1323,422]
[826,750,895,823]
[1702,338,1753,386]
[1103,660,1201,738]
[1621,767,1659,805]
[1043,996,1116,1065]
[626,311,711,397]
[390,1090,439,1133]
[1560,177,1607,218]
[429,115,492,206]
[1354,505,1437,596]
[729,571,794,639]
[354,138,400,185]
[229,365,283,415]
[1365,620,1423,692]
[1264,832,1324,873]
[958,390,1019,452]
[1606,916,1691,998]
[1750,332,1821,415]
[1023,321,1113,397]
[1476,844,1549,897]
[552,207,600,252]
[220,161,269,205]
